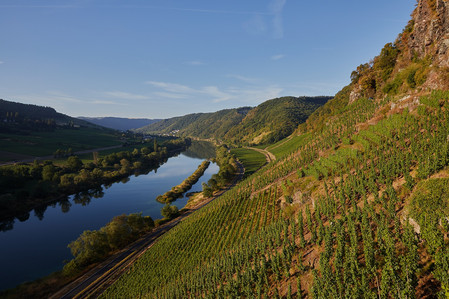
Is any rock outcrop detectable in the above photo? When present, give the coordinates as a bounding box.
[409,0,449,66]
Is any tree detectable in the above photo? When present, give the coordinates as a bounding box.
[42,164,56,181]
[161,204,179,219]
[67,229,110,267]
[120,158,131,174]
[202,182,213,197]
[67,156,83,171]
[141,146,150,155]
[104,215,132,249]
[92,151,99,164]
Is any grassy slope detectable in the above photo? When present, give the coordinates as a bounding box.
[266,133,312,159]
[230,148,267,177]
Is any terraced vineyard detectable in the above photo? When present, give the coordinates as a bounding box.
[100,89,449,298]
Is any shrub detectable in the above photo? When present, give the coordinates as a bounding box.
[161,204,179,219]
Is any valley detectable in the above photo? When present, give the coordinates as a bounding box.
[1,0,449,298]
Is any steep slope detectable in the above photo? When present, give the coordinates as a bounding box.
[78,117,160,131]
[136,96,329,145]
[98,0,449,298]
[225,96,330,145]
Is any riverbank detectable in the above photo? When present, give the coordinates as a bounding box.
[0,159,243,299]
[53,159,244,299]
[0,150,217,294]
[0,138,191,230]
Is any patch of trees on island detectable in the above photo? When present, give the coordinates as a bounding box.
[156,160,210,203]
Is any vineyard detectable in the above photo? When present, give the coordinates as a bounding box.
[100,89,449,298]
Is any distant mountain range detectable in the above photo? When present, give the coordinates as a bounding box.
[135,96,331,145]
[77,117,160,131]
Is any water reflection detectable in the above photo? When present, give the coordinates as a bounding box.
[59,198,71,213]
[34,205,47,221]
[0,149,220,291]
[17,212,30,222]
[0,219,13,231]
[72,188,105,206]
[182,141,216,159]
[0,141,216,233]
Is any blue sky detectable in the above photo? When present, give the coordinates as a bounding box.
[0,0,416,119]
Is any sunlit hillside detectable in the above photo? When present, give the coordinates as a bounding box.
[101,0,449,297]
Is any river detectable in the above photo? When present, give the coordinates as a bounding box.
[0,146,218,291]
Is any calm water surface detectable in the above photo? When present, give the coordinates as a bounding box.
[0,152,218,291]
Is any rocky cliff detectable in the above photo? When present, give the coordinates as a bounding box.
[409,0,449,67]
[349,0,449,104]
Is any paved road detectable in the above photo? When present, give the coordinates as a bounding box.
[0,145,123,166]
[52,161,244,299]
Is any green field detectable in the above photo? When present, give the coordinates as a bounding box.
[0,127,121,162]
[266,133,311,159]
[230,147,266,177]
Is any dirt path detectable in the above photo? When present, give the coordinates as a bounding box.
[245,146,276,163]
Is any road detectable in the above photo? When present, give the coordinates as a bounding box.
[52,161,244,299]
[0,145,123,166]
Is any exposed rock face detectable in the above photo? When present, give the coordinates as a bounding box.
[409,0,449,66]
[349,84,362,104]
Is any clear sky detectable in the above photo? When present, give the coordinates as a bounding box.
[0,0,416,119]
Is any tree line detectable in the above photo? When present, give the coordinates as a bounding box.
[0,138,191,230]
[156,160,210,203]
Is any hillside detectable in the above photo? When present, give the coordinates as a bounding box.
[78,116,160,131]
[225,96,330,145]
[0,99,91,131]
[136,96,329,145]
[0,99,121,162]
[98,0,449,298]
[135,107,251,140]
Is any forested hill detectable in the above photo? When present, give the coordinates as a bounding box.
[135,96,330,145]
[134,107,251,140]
[0,99,64,122]
[78,116,160,131]
[225,96,330,145]
[0,99,95,132]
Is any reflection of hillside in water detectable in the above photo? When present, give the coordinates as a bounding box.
[182,141,216,160]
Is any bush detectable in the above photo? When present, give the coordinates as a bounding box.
[202,183,213,197]
[161,204,179,219]
[64,213,155,273]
